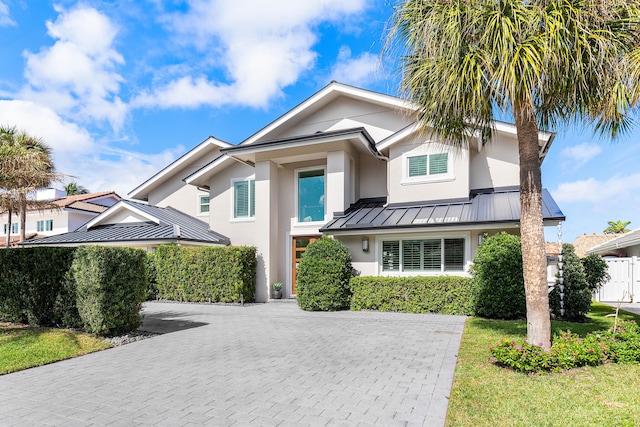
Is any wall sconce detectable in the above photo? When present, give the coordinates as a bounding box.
[362,237,369,252]
[478,234,485,246]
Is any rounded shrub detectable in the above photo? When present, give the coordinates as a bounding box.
[296,237,353,311]
[581,253,610,293]
[471,232,525,319]
[549,244,592,321]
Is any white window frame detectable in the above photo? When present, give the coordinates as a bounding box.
[294,166,327,227]
[230,176,255,222]
[45,219,53,231]
[197,194,210,216]
[376,232,470,276]
[37,220,45,232]
[401,145,454,185]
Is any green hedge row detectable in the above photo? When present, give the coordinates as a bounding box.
[350,276,476,315]
[0,246,148,335]
[152,245,256,303]
[0,247,77,327]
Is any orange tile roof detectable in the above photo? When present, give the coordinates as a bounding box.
[50,191,119,208]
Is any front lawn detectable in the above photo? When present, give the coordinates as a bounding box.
[0,323,111,375]
[447,303,640,427]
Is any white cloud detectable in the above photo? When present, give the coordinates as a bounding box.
[552,173,640,203]
[20,5,127,130]
[559,142,602,171]
[0,99,182,196]
[134,0,367,109]
[0,1,15,27]
[329,46,379,86]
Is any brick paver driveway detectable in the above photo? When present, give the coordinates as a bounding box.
[0,301,466,426]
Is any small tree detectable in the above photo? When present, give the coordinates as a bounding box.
[581,254,610,293]
[549,244,592,322]
[296,237,353,311]
[471,232,526,320]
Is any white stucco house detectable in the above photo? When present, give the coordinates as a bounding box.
[24,82,565,301]
[1,189,120,247]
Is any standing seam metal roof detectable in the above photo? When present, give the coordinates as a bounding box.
[320,189,564,232]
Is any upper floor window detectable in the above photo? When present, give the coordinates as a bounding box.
[407,153,448,178]
[233,178,255,219]
[297,168,325,223]
[381,237,465,273]
[198,195,210,214]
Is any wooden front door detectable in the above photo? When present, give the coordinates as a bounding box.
[292,235,320,295]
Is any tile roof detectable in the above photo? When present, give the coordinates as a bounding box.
[321,189,564,232]
[51,191,119,208]
[66,201,109,213]
[573,234,618,257]
[22,200,229,246]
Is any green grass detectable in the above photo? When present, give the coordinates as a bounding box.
[0,323,111,375]
[446,302,640,427]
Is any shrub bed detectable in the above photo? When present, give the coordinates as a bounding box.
[350,276,475,315]
[0,247,78,327]
[296,237,353,311]
[152,245,256,303]
[73,246,148,335]
[491,320,640,373]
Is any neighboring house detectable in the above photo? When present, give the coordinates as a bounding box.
[21,200,229,250]
[587,228,640,303]
[24,82,565,302]
[0,189,120,247]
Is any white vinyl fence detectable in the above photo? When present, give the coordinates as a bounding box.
[595,257,639,303]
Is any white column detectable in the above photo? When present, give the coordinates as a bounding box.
[254,160,278,302]
[326,150,351,218]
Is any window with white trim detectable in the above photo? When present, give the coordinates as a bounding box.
[4,223,18,234]
[233,179,255,219]
[407,153,448,178]
[297,168,325,223]
[198,195,210,214]
[37,220,53,232]
[381,238,465,273]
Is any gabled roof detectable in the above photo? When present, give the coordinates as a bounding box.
[321,189,564,233]
[586,228,640,255]
[21,200,230,247]
[128,136,231,200]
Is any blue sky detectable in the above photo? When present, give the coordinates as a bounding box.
[0,1,638,243]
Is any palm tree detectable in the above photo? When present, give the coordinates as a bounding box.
[388,0,640,349]
[604,220,632,234]
[64,181,89,196]
[0,126,63,244]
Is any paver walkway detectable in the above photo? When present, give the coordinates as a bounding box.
[0,301,466,426]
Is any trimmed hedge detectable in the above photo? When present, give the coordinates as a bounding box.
[73,246,148,335]
[296,237,353,311]
[0,247,78,327]
[350,276,476,315]
[152,245,256,303]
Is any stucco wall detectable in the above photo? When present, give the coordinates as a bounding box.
[387,140,470,204]
[469,133,520,190]
[269,97,412,143]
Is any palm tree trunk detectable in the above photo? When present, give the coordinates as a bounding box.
[514,102,551,350]
[5,209,11,248]
[19,192,26,243]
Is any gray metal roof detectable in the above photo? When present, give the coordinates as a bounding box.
[22,200,230,246]
[320,189,565,232]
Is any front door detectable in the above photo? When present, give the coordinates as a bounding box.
[292,235,320,295]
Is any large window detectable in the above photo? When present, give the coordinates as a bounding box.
[233,179,255,219]
[381,238,465,273]
[407,153,448,178]
[198,195,210,214]
[297,169,325,222]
